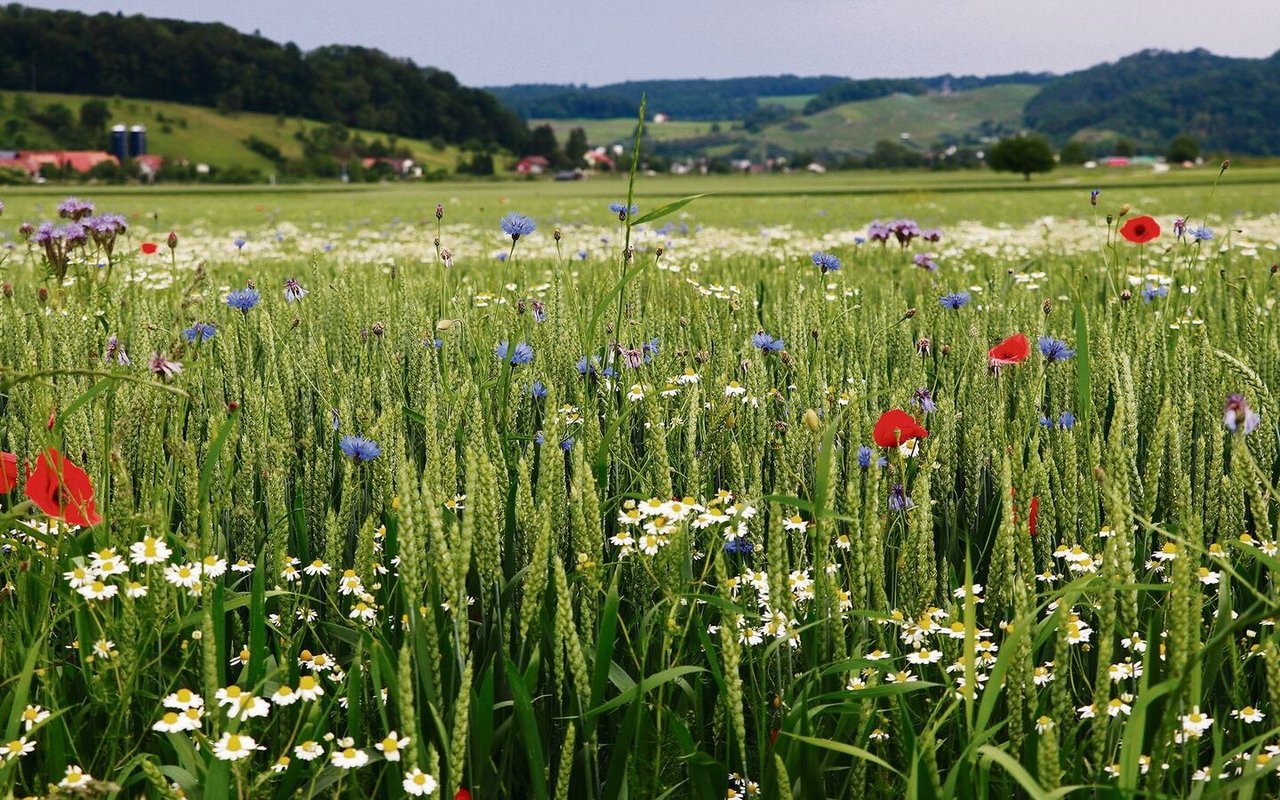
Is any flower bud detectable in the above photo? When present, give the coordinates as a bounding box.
[553,228,562,242]
[1042,298,1053,315]
[167,231,178,250]
[1118,203,1131,217]
[435,203,444,220]
[1120,289,1132,302]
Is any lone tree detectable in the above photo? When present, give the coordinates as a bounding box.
[988,135,1055,181]
[1166,134,1200,164]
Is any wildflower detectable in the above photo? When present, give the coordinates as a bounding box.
[59,765,94,789]
[812,251,841,273]
[233,237,246,250]
[102,334,131,366]
[1,737,34,760]
[331,745,369,769]
[295,741,324,760]
[304,559,331,577]
[163,688,203,710]
[225,288,261,314]
[1224,394,1261,435]
[500,212,536,241]
[1181,707,1214,736]
[339,435,381,463]
[912,253,938,271]
[1038,336,1074,363]
[1234,706,1266,724]
[940,292,970,310]
[1090,189,1100,206]
[856,446,873,469]
[911,387,936,413]
[0,452,16,494]
[608,202,638,218]
[888,483,914,512]
[20,705,50,732]
[140,241,158,255]
[152,711,198,733]
[271,685,299,706]
[403,768,439,796]
[212,732,261,761]
[58,197,94,220]
[1058,411,1076,430]
[751,331,784,352]
[873,409,929,448]
[148,353,183,380]
[493,341,534,366]
[1120,215,1160,244]
[375,731,411,761]
[1035,716,1054,733]
[78,580,118,601]
[296,675,325,701]
[184,322,216,343]
[988,333,1030,367]
[1141,284,1172,302]
[1191,225,1214,242]
[284,277,308,302]
[25,448,101,527]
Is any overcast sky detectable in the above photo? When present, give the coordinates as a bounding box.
[18,0,1280,86]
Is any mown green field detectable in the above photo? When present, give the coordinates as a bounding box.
[2,165,1280,799]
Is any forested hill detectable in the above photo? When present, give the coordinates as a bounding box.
[0,4,527,150]
[488,76,849,120]
[1024,48,1280,154]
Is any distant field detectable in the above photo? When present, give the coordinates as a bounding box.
[756,94,815,110]
[2,164,1275,234]
[0,91,463,172]
[760,84,1040,154]
[529,117,735,145]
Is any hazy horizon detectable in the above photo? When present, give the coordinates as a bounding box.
[11,0,1280,88]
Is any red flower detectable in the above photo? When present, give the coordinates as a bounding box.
[0,452,16,493]
[140,242,159,255]
[873,409,929,448]
[1029,496,1039,537]
[455,790,471,800]
[1119,215,1160,244]
[24,448,101,527]
[988,333,1030,367]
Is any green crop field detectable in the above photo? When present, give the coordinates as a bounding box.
[0,91,464,173]
[3,164,1280,799]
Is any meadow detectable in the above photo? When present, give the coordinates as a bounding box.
[2,164,1280,799]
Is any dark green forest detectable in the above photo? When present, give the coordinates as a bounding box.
[0,4,528,151]
[1024,48,1280,154]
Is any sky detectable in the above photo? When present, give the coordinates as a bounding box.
[17,0,1280,87]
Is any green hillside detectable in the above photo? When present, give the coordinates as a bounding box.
[759,84,1039,155]
[0,91,463,173]
[528,117,731,145]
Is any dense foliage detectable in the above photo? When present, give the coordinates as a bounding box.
[489,76,847,120]
[0,4,527,151]
[1024,48,1280,154]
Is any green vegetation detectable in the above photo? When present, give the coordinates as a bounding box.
[987,134,1056,180]
[2,164,1280,799]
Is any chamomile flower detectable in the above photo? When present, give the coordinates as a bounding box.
[403,768,439,796]
[294,741,324,761]
[20,705,50,732]
[0,737,34,760]
[330,745,369,769]
[375,730,411,761]
[212,732,261,761]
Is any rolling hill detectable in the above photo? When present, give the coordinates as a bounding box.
[0,90,462,174]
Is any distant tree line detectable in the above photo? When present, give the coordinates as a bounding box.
[0,4,528,151]
[489,76,848,120]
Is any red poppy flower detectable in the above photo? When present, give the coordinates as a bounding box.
[1029,496,1039,537]
[988,333,1030,367]
[873,409,929,448]
[1119,215,1160,244]
[24,448,101,527]
[0,452,16,493]
[455,790,471,800]
[140,242,159,255]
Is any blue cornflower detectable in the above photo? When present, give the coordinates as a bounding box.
[751,331,784,352]
[500,212,536,241]
[940,291,970,310]
[184,322,216,343]
[431,337,443,349]
[226,288,261,314]
[529,381,548,399]
[233,237,246,250]
[724,537,754,556]
[576,355,596,376]
[534,431,545,445]
[1039,415,1054,429]
[812,251,841,273]
[339,435,381,463]
[857,446,873,469]
[1059,411,1076,430]
[643,337,661,363]
[577,250,588,260]
[608,202,639,217]
[888,483,914,512]
[284,277,308,302]
[912,387,936,413]
[560,436,574,452]
[1141,284,1168,303]
[496,341,534,366]
[1038,335,1075,363]
[1191,225,1214,242]
[1090,189,1100,206]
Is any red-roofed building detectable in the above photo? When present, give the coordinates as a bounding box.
[0,150,121,177]
[583,150,615,171]
[515,155,550,175]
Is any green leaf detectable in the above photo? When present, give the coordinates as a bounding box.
[504,657,550,800]
[628,194,707,227]
[782,731,901,776]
